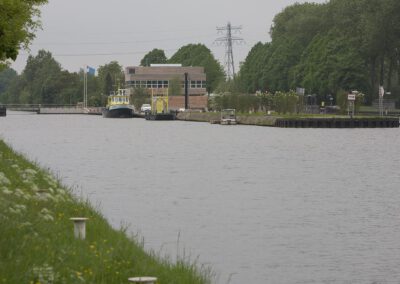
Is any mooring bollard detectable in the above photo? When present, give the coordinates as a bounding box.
[128,276,158,284]
[70,217,88,240]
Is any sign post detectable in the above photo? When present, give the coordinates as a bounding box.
[379,86,384,117]
[296,87,305,113]
[347,93,356,119]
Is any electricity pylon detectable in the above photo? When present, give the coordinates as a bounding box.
[215,22,244,80]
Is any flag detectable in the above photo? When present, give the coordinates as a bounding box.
[86,66,95,76]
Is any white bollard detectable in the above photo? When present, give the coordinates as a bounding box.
[70,217,88,240]
[128,276,158,284]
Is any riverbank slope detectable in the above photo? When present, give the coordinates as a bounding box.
[0,140,210,283]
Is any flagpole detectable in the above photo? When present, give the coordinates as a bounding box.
[83,66,85,109]
[86,68,87,108]
[82,67,84,108]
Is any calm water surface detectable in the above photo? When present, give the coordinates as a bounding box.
[1,112,400,284]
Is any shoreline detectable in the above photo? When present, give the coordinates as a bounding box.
[176,112,277,126]
[176,112,399,128]
[0,139,211,283]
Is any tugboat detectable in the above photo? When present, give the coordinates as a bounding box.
[102,89,135,118]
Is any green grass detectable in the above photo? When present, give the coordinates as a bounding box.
[0,140,212,284]
[359,106,400,114]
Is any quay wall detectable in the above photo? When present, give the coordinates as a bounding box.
[176,112,399,128]
[39,107,85,114]
[176,112,277,126]
[275,117,400,128]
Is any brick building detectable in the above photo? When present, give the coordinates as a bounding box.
[125,64,208,110]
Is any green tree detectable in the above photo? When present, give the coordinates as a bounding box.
[272,91,298,115]
[238,0,400,105]
[0,67,17,103]
[293,31,369,100]
[130,87,149,110]
[20,50,62,104]
[169,44,225,92]
[140,49,167,66]
[54,71,83,105]
[97,61,124,93]
[104,73,113,96]
[8,50,86,105]
[0,0,47,69]
[237,42,270,93]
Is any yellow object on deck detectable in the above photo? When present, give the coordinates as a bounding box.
[156,98,166,114]
[151,89,169,114]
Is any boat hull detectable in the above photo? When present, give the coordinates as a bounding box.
[102,106,133,118]
[220,119,237,125]
[0,106,6,117]
[145,112,176,121]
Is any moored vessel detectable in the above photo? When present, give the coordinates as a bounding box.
[145,89,176,121]
[220,109,237,125]
[102,89,135,118]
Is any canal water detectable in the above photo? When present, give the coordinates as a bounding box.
[1,112,400,284]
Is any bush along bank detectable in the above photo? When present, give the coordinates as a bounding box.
[0,140,211,284]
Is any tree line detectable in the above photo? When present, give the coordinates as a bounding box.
[237,0,400,106]
[0,44,224,108]
[2,0,400,109]
[0,50,125,106]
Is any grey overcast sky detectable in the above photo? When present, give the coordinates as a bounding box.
[11,0,326,74]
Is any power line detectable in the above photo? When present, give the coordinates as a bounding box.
[215,22,244,80]
[31,34,216,46]
[38,25,216,38]
[19,48,179,58]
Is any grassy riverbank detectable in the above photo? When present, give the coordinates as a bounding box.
[0,140,211,284]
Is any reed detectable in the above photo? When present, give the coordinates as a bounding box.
[0,140,211,284]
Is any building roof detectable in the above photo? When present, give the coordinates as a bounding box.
[125,66,205,75]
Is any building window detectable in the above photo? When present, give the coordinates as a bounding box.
[190,80,206,88]
[128,68,135,74]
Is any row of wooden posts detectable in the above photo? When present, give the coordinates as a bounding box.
[70,218,157,284]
